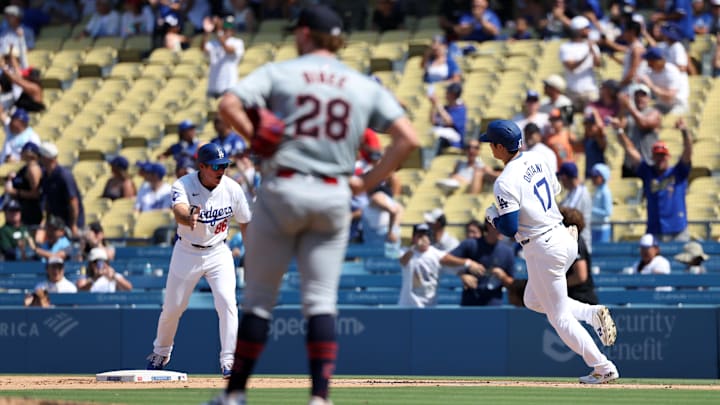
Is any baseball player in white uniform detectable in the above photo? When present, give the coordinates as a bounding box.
[211,5,419,405]
[481,120,619,384]
[146,143,251,377]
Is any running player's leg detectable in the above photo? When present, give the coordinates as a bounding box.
[204,248,239,370]
[153,247,204,358]
[227,192,295,393]
[523,275,546,315]
[297,185,350,401]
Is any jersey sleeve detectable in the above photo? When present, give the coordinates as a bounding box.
[227,64,273,108]
[170,178,189,208]
[367,85,406,132]
[493,178,521,216]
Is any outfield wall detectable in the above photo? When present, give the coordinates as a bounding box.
[0,306,717,378]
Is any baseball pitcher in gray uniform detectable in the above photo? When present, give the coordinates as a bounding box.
[208,5,419,405]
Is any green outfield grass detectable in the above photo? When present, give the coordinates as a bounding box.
[1,377,720,405]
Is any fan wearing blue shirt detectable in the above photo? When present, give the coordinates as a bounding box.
[454,0,501,42]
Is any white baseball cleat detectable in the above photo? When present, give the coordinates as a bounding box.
[591,306,617,346]
[203,391,246,405]
[308,396,333,405]
[579,369,619,384]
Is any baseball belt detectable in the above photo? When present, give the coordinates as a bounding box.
[519,222,564,246]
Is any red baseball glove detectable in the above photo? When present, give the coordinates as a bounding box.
[246,107,285,158]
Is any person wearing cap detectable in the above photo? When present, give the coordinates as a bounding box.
[0,107,40,163]
[158,119,200,164]
[146,142,251,381]
[610,83,661,178]
[79,221,116,263]
[539,74,573,125]
[371,0,406,33]
[674,241,710,275]
[637,46,689,114]
[435,138,498,195]
[454,0,501,42]
[162,12,188,52]
[216,3,419,403]
[630,233,672,290]
[202,14,245,98]
[560,15,601,111]
[648,0,694,42]
[210,116,247,159]
[618,20,646,87]
[0,4,34,63]
[4,141,42,226]
[588,163,612,243]
[32,215,72,262]
[134,162,172,213]
[102,155,137,201]
[660,23,690,74]
[38,141,85,237]
[34,257,77,293]
[557,162,593,252]
[76,0,119,38]
[422,34,461,83]
[430,81,467,152]
[512,89,550,135]
[397,222,486,308]
[522,122,558,174]
[615,116,692,241]
[480,119,619,384]
[76,247,132,293]
[0,198,32,261]
[120,0,154,38]
[424,208,460,251]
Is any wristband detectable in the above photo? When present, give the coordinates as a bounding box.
[464,259,471,269]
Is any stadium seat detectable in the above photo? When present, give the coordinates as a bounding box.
[132,210,174,239]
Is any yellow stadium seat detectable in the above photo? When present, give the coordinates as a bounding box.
[121,35,152,62]
[108,62,143,81]
[147,48,180,65]
[132,209,174,239]
[61,37,93,51]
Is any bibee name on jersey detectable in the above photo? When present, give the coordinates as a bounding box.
[198,206,234,226]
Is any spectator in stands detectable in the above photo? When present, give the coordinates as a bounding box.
[586,79,619,124]
[539,74,573,125]
[611,85,661,178]
[509,16,533,40]
[2,65,45,112]
[397,223,485,308]
[674,241,709,275]
[538,0,573,40]
[174,155,196,179]
[79,221,115,263]
[630,233,672,290]
[512,90,550,135]
[120,0,154,37]
[229,151,258,203]
[32,215,72,262]
[361,174,404,247]
[618,20,645,88]
[41,0,80,24]
[163,13,189,52]
[227,230,245,270]
[102,156,137,201]
[372,0,405,32]
[0,5,34,55]
[34,257,77,293]
[711,0,720,34]
[464,219,483,239]
[228,0,256,33]
[693,0,713,35]
[38,142,85,237]
[615,118,692,241]
[558,162,593,251]
[637,46,689,115]
[449,219,515,306]
[650,0,695,42]
[438,0,471,42]
[76,0,120,39]
[158,120,200,164]
[589,163,612,244]
[430,82,466,153]
[4,141,42,226]
[559,206,599,305]
[454,0,500,42]
[134,162,172,213]
[659,23,690,74]
[0,199,33,261]
[523,122,557,175]
[185,0,212,33]
[581,110,607,179]
[714,32,720,77]
[424,208,459,251]
[544,108,576,169]
[203,15,245,98]
[0,108,39,163]
[211,116,247,159]
[560,15,601,112]
[76,247,132,293]
[422,35,461,84]
[12,1,48,37]
[435,139,498,195]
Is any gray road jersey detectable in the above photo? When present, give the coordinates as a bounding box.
[229,54,405,176]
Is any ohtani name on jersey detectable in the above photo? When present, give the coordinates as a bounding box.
[523,163,544,183]
[198,206,233,226]
[302,71,346,89]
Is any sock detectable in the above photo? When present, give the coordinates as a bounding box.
[306,314,337,400]
[226,313,269,393]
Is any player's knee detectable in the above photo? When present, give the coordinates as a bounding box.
[547,312,574,330]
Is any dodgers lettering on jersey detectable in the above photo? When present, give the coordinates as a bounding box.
[172,173,251,246]
[493,151,563,242]
[228,54,405,177]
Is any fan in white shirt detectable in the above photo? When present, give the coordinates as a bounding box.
[637,47,689,115]
[34,257,77,293]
